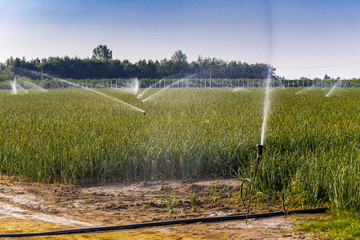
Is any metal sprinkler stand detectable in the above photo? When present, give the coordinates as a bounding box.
[254,144,287,213]
[250,144,263,190]
[257,144,263,158]
[254,144,263,176]
[241,144,264,214]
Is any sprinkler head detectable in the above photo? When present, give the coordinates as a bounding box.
[256,144,263,157]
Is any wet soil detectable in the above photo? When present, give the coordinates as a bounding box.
[0,176,322,239]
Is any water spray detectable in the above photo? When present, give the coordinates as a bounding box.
[137,79,164,99]
[10,68,145,114]
[80,86,146,114]
[326,79,342,97]
[24,80,48,92]
[11,75,29,94]
[56,78,146,114]
[141,74,195,103]
[11,76,17,95]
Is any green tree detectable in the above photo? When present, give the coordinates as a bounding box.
[92,45,113,61]
[324,74,331,80]
[170,50,189,77]
[171,50,187,62]
[0,65,15,82]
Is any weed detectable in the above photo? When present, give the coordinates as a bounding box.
[162,185,177,214]
[226,184,231,198]
[209,181,218,202]
[300,211,360,240]
[189,189,196,212]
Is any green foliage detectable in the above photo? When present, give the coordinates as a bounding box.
[189,188,196,212]
[0,88,360,212]
[226,184,231,198]
[3,51,273,80]
[301,212,360,240]
[92,45,113,61]
[254,88,360,211]
[0,88,258,183]
[0,65,15,82]
[162,185,177,214]
[209,181,218,202]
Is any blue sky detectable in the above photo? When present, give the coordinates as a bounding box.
[1,0,359,79]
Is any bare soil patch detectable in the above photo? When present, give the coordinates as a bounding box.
[0,176,321,239]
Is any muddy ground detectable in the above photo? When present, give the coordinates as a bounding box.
[0,176,322,239]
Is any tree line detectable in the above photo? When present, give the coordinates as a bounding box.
[0,47,274,81]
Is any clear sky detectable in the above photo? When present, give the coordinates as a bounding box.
[1,0,359,79]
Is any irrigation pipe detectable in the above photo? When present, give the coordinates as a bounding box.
[0,208,328,238]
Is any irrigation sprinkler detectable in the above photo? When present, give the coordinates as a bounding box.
[257,144,263,158]
[254,144,263,180]
[249,144,263,194]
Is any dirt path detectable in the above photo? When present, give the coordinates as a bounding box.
[0,176,321,239]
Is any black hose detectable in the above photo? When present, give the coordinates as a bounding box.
[0,208,328,238]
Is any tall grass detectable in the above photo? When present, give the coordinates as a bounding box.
[0,88,259,183]
[256,88,360,210]
[0,87,359,210]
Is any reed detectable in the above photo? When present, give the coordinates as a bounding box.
[0,87,359,210]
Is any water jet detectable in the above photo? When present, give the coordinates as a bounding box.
[137,79,164,99]
[24,80,48,92]
[43,73,145,114]
[11,76,17,95]
[141,76,193,103]
[326,80,342,97]
[114,78,139,95]
[11,76,29,94]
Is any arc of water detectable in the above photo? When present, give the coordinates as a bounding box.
[233,87,251,93]
[112,78,139,95]
[56,78,145,114]
[16,84,29,94]
[131,78,139,94]
[114,88,135,94]
[141,74,194,102]
[260,0,273,145]
[295,83,322,95]
[141,76,194,103]
[24,81,48,92]
[11,76,18,94]
[137,79,164,99]
[11,83,17,95]
[11,77,28,94]
[325,80,341,97]
[277,78,286,89]
[19,69,145,113]
[260,75,271,145]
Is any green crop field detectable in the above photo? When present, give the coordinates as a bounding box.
[0,87,359,210]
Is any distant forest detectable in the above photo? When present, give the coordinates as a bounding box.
[0,46,274,81]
